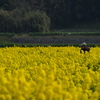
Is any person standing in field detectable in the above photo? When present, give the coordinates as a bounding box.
[80,42,90,53]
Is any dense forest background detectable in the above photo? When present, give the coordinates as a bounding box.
[0,0,100,33]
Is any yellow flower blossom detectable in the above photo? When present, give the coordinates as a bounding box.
[0,46,100,100]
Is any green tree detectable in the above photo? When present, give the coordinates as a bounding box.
[23,11,50,32]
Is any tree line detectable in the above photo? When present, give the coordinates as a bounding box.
[0,0,100,33]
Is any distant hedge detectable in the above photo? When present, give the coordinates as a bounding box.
[0,42,99,47]
[0,32,100,36]
[29,32,100,36]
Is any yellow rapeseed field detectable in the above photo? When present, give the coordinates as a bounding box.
[0,46,100,100]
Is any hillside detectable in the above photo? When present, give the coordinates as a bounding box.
[0,0,100,33]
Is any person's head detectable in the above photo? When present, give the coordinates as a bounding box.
[81,42,87,46]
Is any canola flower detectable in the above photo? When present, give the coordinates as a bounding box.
[0,46,100,100]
